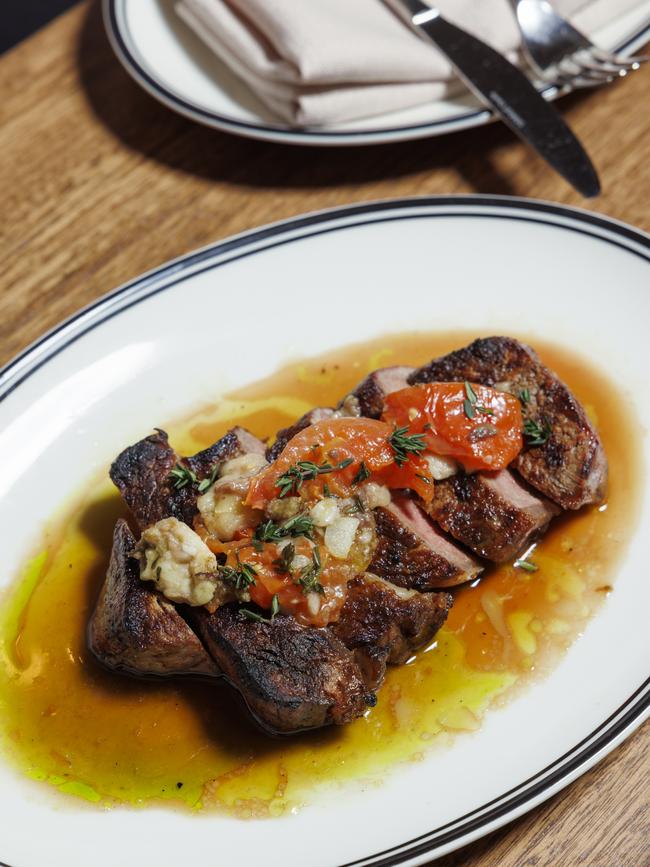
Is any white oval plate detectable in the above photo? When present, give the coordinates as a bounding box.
[0,197,649,867]
[104,0,650,146]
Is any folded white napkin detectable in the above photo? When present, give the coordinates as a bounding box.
[176,0,643,126]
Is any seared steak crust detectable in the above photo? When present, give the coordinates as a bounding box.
[88,519,218,677]
[428,470,559,562]
[111,427,265,530]
[192,605,374,733]
[370,500,482,590]
[342,366,414,418]
[267,407,335,462]
[410,337,607,509]
[332,575,452,688]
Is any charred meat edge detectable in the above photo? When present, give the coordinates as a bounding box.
[88,519,219,678]
[410,336,607,509]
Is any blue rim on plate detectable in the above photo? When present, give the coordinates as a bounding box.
[103,0,650,145]
[1,196,649,866]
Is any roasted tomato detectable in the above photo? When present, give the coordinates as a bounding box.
[246,417,433,509]
[382,382,523,472]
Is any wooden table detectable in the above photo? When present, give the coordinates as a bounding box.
[1,3,648,864]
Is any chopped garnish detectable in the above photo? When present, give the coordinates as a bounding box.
[524,417,552,447]
[197,465,219,493]
[275,458,353,498]
[352,461,371,485]
[218,561,257,591]
[514,559,539,573]
[298,547,324,595]
[254,514,315,544]
[388,426,427,466]
[241,593,280,623]
[168,464,197,490]
[519,387,531,405]
[273,542,295,574]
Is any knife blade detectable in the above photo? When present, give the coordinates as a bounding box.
[387,0,600,197]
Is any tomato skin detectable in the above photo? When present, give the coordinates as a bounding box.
[246,417,433,508]
[382,383,523,472]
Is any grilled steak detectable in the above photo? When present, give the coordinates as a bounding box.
[110,427,265,530]
[88,519,219,677]
[267,407,335,462]
[410,336,607,509]
[428,470,559,562]
[332,574,452,688]
[341,366,414,418]
[192,605,374,733]
[370,494,483,589]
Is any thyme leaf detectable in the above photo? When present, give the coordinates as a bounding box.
[275,458,353,498]
[169,464,197,490]
[197,465,220,493]
[298,547,324,595]
[241,593,280,624]
[388,426,426,466]
[524,417,552,447]
[352,461,371,485]
[514,559,539,573]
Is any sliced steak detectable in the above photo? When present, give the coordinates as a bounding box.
[410,336,607,509]
[111,427,266,530]
[370,493,483,589]
[88,519,219,678]
[192,605,374,734]
[341,366,414,418]
[332,574,452,689]
[428,470,559,563]
[267,407,335,461]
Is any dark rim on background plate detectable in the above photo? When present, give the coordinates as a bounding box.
[1,197,649,866]
[103,0,650,144]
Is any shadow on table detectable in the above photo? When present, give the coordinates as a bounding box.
[74,0,598,198]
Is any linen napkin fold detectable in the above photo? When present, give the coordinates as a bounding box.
[175,0,644,126]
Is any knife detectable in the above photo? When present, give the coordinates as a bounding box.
[387,0,600,197]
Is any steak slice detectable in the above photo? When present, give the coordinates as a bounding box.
[410,336,607,509]
[88,519,219,678]
[110,427,266,531]
[192,605,374,734]
[341,366,414,418]
[267,407,335,461]
[428,470,559,563]
[332,574,452,689]
[370,494,483,590]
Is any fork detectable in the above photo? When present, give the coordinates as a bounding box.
[508,0,647,89]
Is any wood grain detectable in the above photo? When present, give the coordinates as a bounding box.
[0,3,648,864]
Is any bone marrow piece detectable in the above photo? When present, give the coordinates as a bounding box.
[192,606,374,733]
[427,470,560,563]
[410,336,608,509]
[370,494,483,589]
[88,519,219,678]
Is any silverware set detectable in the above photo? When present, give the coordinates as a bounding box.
[390,0,646,197]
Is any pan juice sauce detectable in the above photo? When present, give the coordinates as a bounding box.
[0,332,642,817]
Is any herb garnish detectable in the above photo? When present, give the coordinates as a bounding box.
[197,465,220,493]
[275,458,354,497]
[524,417,552,447]
[169,464,198,490]
[254,514,315,545]
[298,547,324,595]
[519,387,531,405]
[218,561,257,591]
[464,380,494,419]
[388,426,426,466]
[352,461,371,485]
[273,542,295,574]
[514,559,539,573]
[241,593,280,623]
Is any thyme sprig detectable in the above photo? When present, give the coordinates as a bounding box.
[524,417,552,447]
[275,458,353,497]
[388,426,426,466]
[464,381,494,419]
[169,464,198,490]
[254,514,315,544]
[241,594,280,623]
[197,465,220,493]
[352,461,371,485]
[218,561,257,592]
[298,547,324,595]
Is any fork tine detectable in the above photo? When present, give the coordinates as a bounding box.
[558,56,612,86]
[590,48,648,71]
